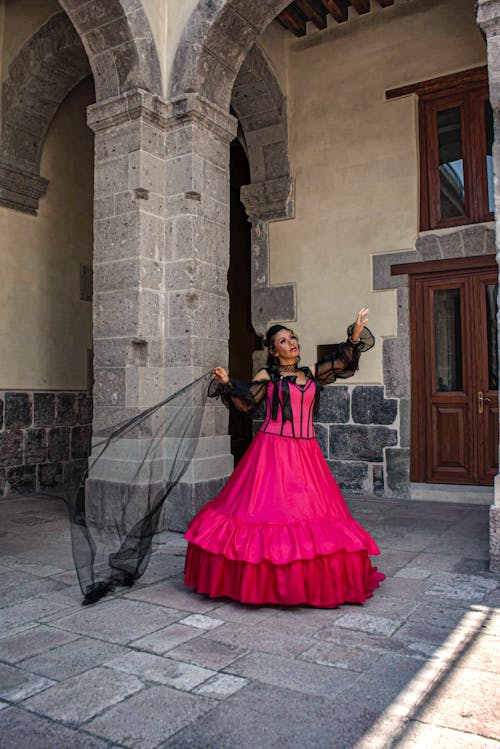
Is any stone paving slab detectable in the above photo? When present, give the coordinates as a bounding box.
[0,496,498,748]
[20,636,129,681]
[0,625,80,664]
[224,650,358,698]
[105,651,216,691]
[51,599,182,644]
[85,685,215,749]
[0,707,111,749]
[22,666,144,724]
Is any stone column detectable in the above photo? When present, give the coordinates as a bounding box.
[240,176,296,337]
[162,94,238,530]
[477,0,500,572]
[86,90,238,532]
[85,90,168,523]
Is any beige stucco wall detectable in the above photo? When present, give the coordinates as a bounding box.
[257,20,288,94]
[0,76,94,391]
[267,0,486,382]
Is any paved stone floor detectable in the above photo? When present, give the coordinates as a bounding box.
[0,495,498,749]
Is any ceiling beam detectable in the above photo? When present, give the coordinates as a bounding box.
[294,0,328,29]
[320,0,348,24]
[349,0,371,14]
[276,5,308,36]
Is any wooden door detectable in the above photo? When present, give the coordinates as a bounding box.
[410,257,498,485]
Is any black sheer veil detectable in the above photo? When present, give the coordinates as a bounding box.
[4,324,374,606]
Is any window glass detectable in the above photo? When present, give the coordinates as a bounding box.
[437,107,465,219]
[485,101,494,214]
[486,284,498,390]
[434,288,463,392]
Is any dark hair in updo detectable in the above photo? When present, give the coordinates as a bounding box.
[264,324,295,368]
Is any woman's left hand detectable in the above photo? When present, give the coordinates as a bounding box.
[353,308,369,339]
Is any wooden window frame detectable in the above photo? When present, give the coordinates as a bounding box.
[387,67,493,231]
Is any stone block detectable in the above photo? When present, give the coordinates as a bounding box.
[78,393,93,424]
[386,447,410,497]
[23,667,143,725]
[94,213,141,263]
[0,468,5,496]
[329,424,397,462]
[202,158,228,205]
[0,625,80,664]
[351,386,397,425]
[71,425,91,459]
[6,464,36,494]
[131,623,202,655]
[47,427,70,461]
[54,598,180,644]
[33,393,55,427]
[383,337,410,398]
[313,423,329,458]
[21,637,128,681]
[55,393,80,426]
[106,651,215,691]
[165,152,203,197]
[224,651,358,698]
[328,460,370,494]
[416,233,442,261]
[315,385,349,423]
[24,429,47,464]
[4,393,32,428]
[489,504,500,573]
[252,284,295,335]
[168,290,228,339]
[372,250,416,290]
[0,706,137,748]
[399,397,410,447]
[94,156,129,198]
[439,231,464,258]
[85,685,214,748]
[484,227,496,254]
[93,257,163,293]
[63,459,88,489]
[37,461,63,490]
[129,149,164,195]
[0,395,3,429]
[373,464,385,496]
[0,431,23,467]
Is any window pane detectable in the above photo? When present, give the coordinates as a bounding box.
[437,107,465,218]
[434,288,463,392]
[486,284,498,390]
[485,101,494,214]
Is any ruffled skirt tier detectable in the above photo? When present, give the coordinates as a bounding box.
[184,431,384,608]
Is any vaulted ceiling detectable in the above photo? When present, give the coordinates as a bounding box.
[277,0,394,36]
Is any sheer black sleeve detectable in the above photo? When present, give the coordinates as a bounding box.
[208,376,269,413]
[315,325,375,386]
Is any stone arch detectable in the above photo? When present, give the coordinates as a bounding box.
[0,12,91,212]
[58,0,162,101]
[169,0,291,110]
[0,2,162,213]
[230,44,295,335]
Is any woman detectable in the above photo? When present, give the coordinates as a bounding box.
[184,309,384,608]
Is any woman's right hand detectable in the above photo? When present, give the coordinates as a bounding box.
[212,367,230,384]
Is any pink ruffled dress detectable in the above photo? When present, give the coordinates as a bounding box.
[184,331,384,607]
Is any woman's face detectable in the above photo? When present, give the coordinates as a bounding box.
[271,328,299,362]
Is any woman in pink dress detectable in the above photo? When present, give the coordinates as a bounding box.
[184,308,384,608]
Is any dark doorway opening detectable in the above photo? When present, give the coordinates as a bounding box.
[228,137,259,463]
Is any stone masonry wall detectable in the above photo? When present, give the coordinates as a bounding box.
[0,391,92,497]
[254,382,403,497]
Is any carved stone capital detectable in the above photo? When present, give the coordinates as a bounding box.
[0,162,48,214]
[241,176,295,222]
[87,89,170,133]
[165,94,238,143]
[477,0,500,34]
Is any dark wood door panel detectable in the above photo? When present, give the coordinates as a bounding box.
[409,255,497,486]
[430,403,470,481]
